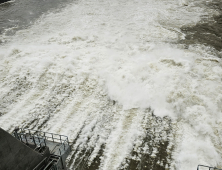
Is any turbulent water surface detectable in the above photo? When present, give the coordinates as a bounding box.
[0,0,222,170]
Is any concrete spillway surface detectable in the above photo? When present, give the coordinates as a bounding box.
[0,128,49,170]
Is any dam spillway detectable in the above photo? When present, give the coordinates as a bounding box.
[0,0,222,170]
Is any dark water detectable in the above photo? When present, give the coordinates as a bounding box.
[0,0,71,36]
[180,0,222,53]
[0,0,10,4]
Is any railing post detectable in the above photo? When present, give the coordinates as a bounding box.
[13,127,20,140]
[38,137,41,146]
[59,148,64,168]
[18,134,22,141]
[52,134,54,142]
[33,136,36,146]
[60,135,62,143]
[25,135,28,144]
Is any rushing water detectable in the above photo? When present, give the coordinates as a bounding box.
[0,0,222,170]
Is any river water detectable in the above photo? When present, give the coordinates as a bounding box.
[0,0,222,170]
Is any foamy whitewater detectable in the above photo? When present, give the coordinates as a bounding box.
[0,0,222,169]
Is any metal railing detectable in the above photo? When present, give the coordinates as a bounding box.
[197,165,222,170]
[33,157,58,170]
[13,130,47,150]
[17,128,69,145]
[33,157,47,170]
[43,160,54,170]
[13,128,70,169]
[18,128,69,157]
[58,137,69,154]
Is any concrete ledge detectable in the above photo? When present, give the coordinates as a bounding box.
[0,128,46,170]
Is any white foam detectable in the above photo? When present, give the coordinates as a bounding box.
[0,0,222,169]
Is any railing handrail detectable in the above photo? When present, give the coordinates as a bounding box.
[197,165,222,170]
[17,128,69,144]
[20,128,68,138]
[33,157,47,170]
[16,132,46,144]
[17,131,68,144]
[43,160,54,170]
[14,128,69,157]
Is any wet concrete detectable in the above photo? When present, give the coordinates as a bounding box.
[120,114,173,170]
[180,0,222,52]
[67,124,105,170]
[66,109,173,170]
[68,145,104,170]
[123,141,170,170]
[0,128,46,170]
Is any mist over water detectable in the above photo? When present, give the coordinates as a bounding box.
[0,0,222,170]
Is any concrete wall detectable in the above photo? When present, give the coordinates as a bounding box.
[0,128,45,170]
